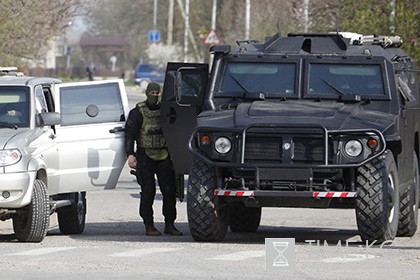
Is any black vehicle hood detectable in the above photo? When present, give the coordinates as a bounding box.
[199,100,398,133]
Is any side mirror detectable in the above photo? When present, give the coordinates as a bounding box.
[36,112,61,127]
[397,75,415,102]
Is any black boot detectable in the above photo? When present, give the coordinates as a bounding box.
[145,225,161,236]
[164,224,183,236]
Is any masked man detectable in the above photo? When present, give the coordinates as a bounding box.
[124,82,182,236]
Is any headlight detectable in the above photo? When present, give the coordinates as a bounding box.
[0,149,22,166]
[214,137,232,154]
[344,140,363,157]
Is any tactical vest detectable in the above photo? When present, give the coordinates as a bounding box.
[137,102,168,160]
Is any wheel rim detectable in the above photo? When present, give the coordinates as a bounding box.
[76,193,85,223]
[414,173,417,213]
[387,173,396,223]
[414,166,419,219]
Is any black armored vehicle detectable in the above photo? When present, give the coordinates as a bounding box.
[161,32,419,242]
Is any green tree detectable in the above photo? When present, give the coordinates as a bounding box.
[87,0,418,67]
[393,0,420,63]
[0,0,86,67]
[308,0,419,62]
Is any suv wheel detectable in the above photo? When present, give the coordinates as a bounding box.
[355,150,400,243]
[58,192,86,234]
[13,179,50,242]
[229,202,261,232]
[187,157,228,241]
[397,153,419,236]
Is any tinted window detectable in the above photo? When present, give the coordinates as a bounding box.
[308,64,385,96]
[0,86,30,127]
[181,73,203,97]
[60,83,125,126]
[219,63,296,96]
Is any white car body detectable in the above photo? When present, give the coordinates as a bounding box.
[0,71,128,241]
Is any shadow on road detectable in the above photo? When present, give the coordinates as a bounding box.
[4,221,359,245]
[3,222,420,251]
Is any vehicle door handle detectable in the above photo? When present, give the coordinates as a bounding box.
[167,107,176,124]
[109,126,124,133]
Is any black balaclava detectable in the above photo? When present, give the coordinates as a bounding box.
[145,82,161,107]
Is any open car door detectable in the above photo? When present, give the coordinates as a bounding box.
[161,62,208,175]
[53,80,129,193]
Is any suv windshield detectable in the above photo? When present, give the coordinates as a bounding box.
[0,86,29,128]
[308,63,385,97]
[219,62,296,97]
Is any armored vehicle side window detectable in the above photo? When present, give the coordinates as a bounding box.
[59,83,125,126]
[219,63,296,96]
[180,73,203,97]
[307,64,386,98]
[0,86,29,127]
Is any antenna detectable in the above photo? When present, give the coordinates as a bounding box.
[277,16,282,37]
[335,16,340,34]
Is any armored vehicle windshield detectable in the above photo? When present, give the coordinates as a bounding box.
[215,60,387,100]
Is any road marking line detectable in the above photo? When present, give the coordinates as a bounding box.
[5,247,76,256]
[208,250,265,261]
[110,248,180,257]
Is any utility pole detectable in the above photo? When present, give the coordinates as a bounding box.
[153,0,158,31]
[211,0,217,30]
[390,0,396,33]
[167,0,174,45]
[303,0,309,32]
[208,0,217,67]
[245,0,251,39]
[183,0,190,62]
[176,0,200,61]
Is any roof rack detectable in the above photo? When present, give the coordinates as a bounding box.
[338,33,403,48]
[0,66,23,77]
[362,35,403,48]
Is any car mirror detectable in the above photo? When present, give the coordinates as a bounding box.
[36,112,61,127]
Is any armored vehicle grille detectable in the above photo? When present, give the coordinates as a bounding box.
[244,133,327,165]
[244,135,283,163]
[293,137,325,163]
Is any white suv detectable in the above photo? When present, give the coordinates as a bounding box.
[0,67,129,242]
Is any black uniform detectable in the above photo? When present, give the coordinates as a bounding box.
[124,102,177,227]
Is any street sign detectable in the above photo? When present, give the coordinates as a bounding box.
[149,30,160,42]
[203,29,221,45]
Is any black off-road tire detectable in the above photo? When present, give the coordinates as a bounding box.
[355,150,400,243]
[397,153,419,237]
[58,192,87,234]
[229,202,261,232]
[13,179,50,242]
[187,157,228,241]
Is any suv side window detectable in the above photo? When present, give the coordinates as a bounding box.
[43,87,55,112]
[59,82,125,126]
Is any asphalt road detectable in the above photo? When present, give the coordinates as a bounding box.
[1,85,419,279]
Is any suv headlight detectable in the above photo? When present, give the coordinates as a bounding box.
[214,137,232,154]
[344,140,363,157]
[0,149,22,166]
